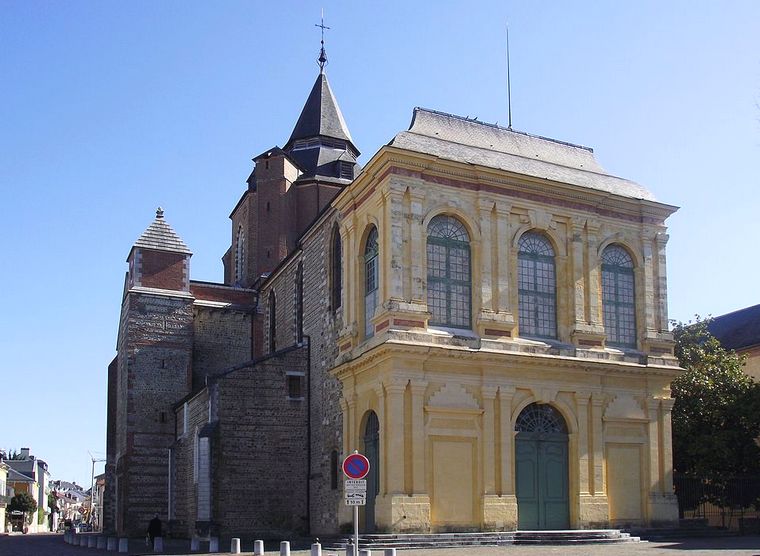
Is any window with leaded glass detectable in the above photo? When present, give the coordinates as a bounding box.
[601,245,636,348]
[364,226,379,338]
[331,225,342,311]
[518,232,557,339]
[268,290,276,352]
[426,215,471,328]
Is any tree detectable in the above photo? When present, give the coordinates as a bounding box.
[8,493,38,524]
[671,317,760,480]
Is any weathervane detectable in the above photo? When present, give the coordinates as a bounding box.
[315,9,330,72]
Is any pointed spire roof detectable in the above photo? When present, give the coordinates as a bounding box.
[285,72,357,153]
[132,207,192,255]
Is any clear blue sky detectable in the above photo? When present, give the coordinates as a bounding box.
[1,1,758,488]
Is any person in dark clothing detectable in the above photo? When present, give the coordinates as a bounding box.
[147,514,162,548]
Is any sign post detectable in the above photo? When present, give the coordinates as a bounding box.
[342,451,370,553]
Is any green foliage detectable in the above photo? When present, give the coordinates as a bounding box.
[671,317,760,483]
[8,492,38,521]
[47,492,58,513]
[37,507,44,525]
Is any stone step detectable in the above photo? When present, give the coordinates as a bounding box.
[327,529,640,549]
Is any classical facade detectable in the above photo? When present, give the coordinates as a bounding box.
[105,47,681,538]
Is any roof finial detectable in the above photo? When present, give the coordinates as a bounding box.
[315,9,330,72]
[156,207,164,219]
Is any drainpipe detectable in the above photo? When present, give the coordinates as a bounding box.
[303,335,312,534]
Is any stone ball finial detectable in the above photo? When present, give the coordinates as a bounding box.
[156,207,164,219]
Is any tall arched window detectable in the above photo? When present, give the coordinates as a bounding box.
[331,225,342,311]
[295,262,304,343]
[601,245,636,348]
[268,290,276,352]
[235,226,245,285]
[426,215,471,328]
[518,232,557,339]
[364,226,379,338]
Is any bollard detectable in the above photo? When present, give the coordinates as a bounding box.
[359,550,372,556]
[311,540,322,556]
[209,537,219,552]
[190,536,200,551]
[254,539,265,555]
[383,550,396,556]
[97,536,107,549]
[107,537,117,551]
[118,537,129,553]
[280,540,291,556]
[64,531,69,543]
[90,535,98,547]
[345,544,355,556]
[154,536,164,552]
[230,538,241,554]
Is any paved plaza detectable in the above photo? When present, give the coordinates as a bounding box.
[1,533,760,556]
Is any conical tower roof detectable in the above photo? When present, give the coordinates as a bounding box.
[285,72,358,155]
[131,207,192,257]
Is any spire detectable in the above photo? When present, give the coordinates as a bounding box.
[315,10,330,73]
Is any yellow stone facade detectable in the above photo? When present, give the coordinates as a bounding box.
[330,111,680,532]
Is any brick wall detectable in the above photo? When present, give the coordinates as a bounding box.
[139,249,188,291]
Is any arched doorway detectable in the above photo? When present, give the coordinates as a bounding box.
[362,411,380,532]
[515,403,569,530]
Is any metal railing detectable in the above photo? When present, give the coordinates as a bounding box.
[674,473,760,532]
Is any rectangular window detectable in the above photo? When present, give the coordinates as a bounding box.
[286,372,304,400]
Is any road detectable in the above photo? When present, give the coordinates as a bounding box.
[1,532,759,556]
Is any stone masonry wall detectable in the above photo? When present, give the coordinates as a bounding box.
[119,292,194,536]
[211,345,309,537]
[259,209,345,535]
[192,306,252,387]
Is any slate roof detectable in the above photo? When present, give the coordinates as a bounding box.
[6,468,33,483]
[132,208,192,255]
[388,108,657,201]
[286,73,356,151]
[708,304,760,351]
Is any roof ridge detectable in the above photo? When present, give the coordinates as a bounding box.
[413,107,594,153]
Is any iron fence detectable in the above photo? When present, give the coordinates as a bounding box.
[674,473,760,532]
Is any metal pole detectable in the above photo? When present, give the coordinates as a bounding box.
[90,457,95,526]
[353,505,359,553]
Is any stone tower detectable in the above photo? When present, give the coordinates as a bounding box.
[223,65,359,288]
[107,208,194,535]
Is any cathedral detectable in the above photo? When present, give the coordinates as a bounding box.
[104,42,681,539]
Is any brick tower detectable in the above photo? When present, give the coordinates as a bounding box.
[223,57,359,288]
[106,208,194,536]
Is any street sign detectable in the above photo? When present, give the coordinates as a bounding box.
[345,479,366,491]
[345,490,366,506]
[342,453,370,479]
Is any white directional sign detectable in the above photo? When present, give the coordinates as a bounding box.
[345,479,367,505]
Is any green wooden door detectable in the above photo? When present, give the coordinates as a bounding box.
[515,404,569,530]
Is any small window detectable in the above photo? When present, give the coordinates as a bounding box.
[338,160,353,180]
[287,374,303,400]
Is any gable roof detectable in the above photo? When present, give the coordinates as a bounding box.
[708,304,760,351]
[131,208,192,257]
[388,108,658,201]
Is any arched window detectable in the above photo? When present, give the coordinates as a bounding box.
[268,290,276,353]
[426,215,471,328]
[364,226,379,338]
[601,245,636,348]
[331,225,342,311]
[235,226,245,285]
[295,262,304,343]
[518,232,557,339]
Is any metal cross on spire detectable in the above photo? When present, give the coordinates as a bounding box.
[315,9,330,72]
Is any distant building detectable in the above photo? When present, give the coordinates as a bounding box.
[4,448,50,533]
[105,42,681,538]
[0,461,8,533]
[708,304,760,381]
